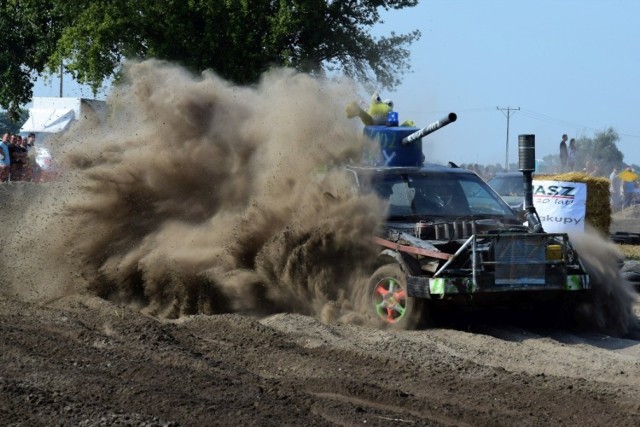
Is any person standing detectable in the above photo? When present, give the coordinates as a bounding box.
[0,132,11,182]
[26,133,40,181]
[26,132,36,149]
[8,134,27,181]
[622,167,636,209]
[18,136,33,181]
[559,134,568,172]
[610,167,621,212]
[567,138,577,171]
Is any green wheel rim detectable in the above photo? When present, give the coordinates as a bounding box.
[373,277,407,323]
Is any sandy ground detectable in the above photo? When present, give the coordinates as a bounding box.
[2,292,640,426]
[2,183,640,426]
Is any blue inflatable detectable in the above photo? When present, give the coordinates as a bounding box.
[363,126,423,167]
[361,113,457,167]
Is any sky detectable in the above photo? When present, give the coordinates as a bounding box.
[370,0,640,167]
[33,0,640,167]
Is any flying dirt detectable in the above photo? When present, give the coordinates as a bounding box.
[1,60,640,425]
[3,60,391,322]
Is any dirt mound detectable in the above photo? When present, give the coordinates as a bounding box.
[2,294,640,425]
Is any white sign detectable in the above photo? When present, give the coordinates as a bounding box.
[532,180,587,233]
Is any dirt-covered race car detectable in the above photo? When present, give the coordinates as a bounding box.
[351,117,590,329]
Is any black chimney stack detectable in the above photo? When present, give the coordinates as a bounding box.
[518,134,543,233]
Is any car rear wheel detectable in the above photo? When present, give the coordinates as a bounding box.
[622,260,640,289]
[368,263,425,330]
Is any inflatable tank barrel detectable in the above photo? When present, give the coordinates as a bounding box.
[401,113,457,145]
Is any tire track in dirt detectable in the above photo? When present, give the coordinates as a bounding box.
[2,294,640,425]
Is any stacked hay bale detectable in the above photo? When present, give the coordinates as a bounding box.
[537,172,611,235]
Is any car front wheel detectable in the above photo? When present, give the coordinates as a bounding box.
[368,263,425,330]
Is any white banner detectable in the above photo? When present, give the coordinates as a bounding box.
[532,180,587,233]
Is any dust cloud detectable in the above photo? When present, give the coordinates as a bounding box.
[2,60,386,320]
[570,227,638,335]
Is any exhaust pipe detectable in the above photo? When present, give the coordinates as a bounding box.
[401,113,457,145]
[518,134,543,233]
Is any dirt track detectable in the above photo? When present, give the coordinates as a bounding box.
[1,185,640,425]
[2,292,640,426]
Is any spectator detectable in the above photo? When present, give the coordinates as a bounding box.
[0,132,10,182]
[610,167,621,212]
[18,136,26,150]
[8,133,28,181]
[18,136,34,181]
[622,167,636,209]
[567,138,577,171]
[26,133,36,149]
[26,133,40,181]
[559,134,568,171]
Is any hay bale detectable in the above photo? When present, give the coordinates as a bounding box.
[536,172,611,235]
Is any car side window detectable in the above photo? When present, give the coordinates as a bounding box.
[387,182,413,215]
[508,177,522,196]
[461,180,512,215]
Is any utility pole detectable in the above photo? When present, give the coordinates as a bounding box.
[497,106,519,171]
[59,62,63,98]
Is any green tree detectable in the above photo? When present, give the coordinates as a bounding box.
[0,0,420,119]
[542,128,625,176]
[0,0,66,121]
[0,109,29,134]
[574,128,624,176]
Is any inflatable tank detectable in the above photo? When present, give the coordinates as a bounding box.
[363,113,457,167]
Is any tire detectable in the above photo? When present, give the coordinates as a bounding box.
[621,261,640,285]
[367,263,425,330]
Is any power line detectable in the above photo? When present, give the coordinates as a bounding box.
[519,108,640,139]
[497,107,520,170]
[409,106,640,140]
[518,109,592,132]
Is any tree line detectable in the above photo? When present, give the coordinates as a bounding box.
[0,110,29,134]
[462,128,638,179]
[0,0,420,121]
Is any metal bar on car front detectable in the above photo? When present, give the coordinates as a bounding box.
[433,235,475,277]
[372,236,452,260]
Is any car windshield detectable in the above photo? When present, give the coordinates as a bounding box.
[370,172,516,220]
[488,174,523,197]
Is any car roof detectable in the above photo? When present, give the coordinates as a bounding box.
[490,171,522,177]
[346,163,477,176]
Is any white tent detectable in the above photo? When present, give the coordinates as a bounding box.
[20,108,76,133]
[20,97,106,134]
